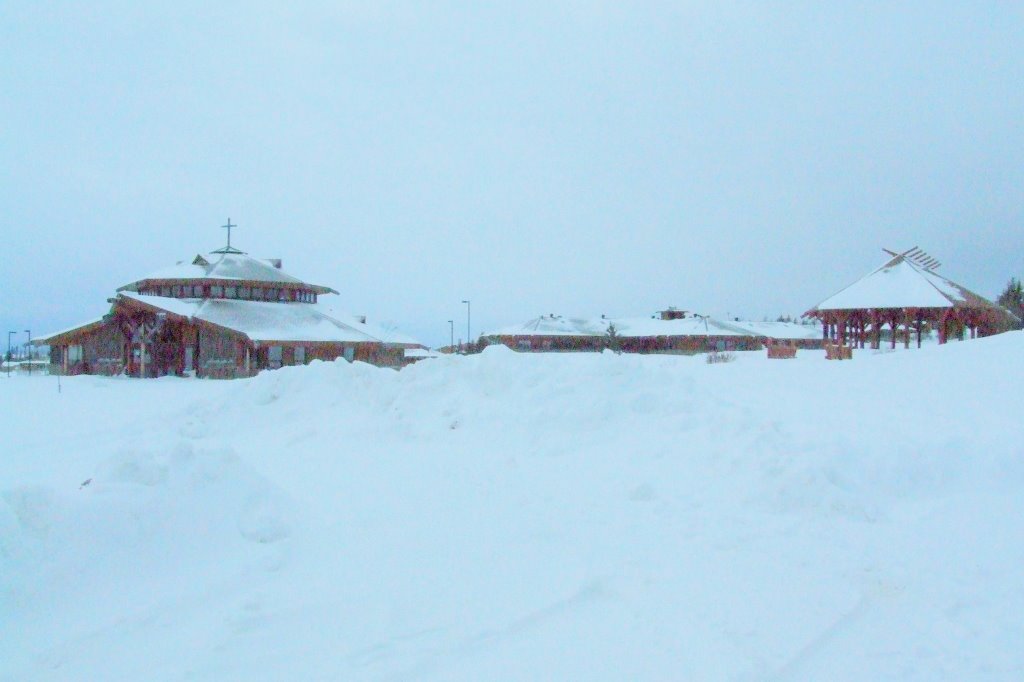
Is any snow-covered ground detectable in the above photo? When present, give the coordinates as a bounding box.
[1,335,1022,681]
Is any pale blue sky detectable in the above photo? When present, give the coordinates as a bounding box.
[2,2,1021,347]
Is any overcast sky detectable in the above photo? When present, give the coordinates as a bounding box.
[2,2,1021,348]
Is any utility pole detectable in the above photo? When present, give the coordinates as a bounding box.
[448,320,454,353]
[461,300,471,353]
[24,330,31,375]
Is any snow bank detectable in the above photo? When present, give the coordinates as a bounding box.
[1,333,1022,680]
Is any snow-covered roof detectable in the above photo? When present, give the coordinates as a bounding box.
[121,293,420,346]
[404,348,438,359]
[738,320,824,340]
[485,315,610,338]
[119,252,338,294]
[484,314,761,339]
[809,252,1002,312]
[33,317,107,344]
[314,301,421,347]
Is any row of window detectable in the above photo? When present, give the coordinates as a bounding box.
[265,345,355,368]
[141,284,317,303]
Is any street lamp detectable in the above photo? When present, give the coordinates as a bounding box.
[6,331,14,377]
[461,300,471,353]
[24,330,31,375]
[447,320,454,352]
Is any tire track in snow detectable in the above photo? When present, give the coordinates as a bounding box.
[368,580,609,681]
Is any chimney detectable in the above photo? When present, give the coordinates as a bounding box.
[268,259,282,269]
[357,315,367,324]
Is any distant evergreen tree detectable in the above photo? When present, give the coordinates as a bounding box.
[605,323,622,353]
[997,277,1024,328]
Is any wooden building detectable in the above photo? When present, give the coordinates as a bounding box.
[34,235,422,378]
[804,247,1018,349]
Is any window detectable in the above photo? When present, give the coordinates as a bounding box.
[268,345,283,369]
[68,344,83,362]
[225,286,237,299]
[192,285,203,297]
[267,288,277,300]
[172,285,181,297]
[295,346,306,364]
[343,347,355,362]
[240,287,251,299]
[160,286,171,297]
[211,286,224,297]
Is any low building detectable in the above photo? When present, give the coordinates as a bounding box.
[482,311,765,354]
[34,236,422,378]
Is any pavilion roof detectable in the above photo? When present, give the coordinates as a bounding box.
[807,250,1004,313]
[118,252,338,294]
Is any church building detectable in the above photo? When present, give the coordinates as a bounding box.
[35,222,423,377]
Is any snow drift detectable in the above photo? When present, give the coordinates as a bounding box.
[1,334,1022,680]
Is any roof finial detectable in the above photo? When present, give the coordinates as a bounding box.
[212,217,244,254]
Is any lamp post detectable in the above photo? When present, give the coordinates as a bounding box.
[24,330,31,375]
[461,300,471,353]
[6,331,14,377]
[447,320,454,353]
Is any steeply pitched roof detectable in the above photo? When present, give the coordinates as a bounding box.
[808,251,1003,312]
[119,252,338,294]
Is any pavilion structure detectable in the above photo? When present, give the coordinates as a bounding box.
[34,221,422,377]
[804,247,1017,350]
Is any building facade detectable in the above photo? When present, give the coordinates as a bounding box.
[481,311,818,354]
[35,242,421,377]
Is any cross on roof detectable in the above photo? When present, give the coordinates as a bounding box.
[211,217,244,254]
